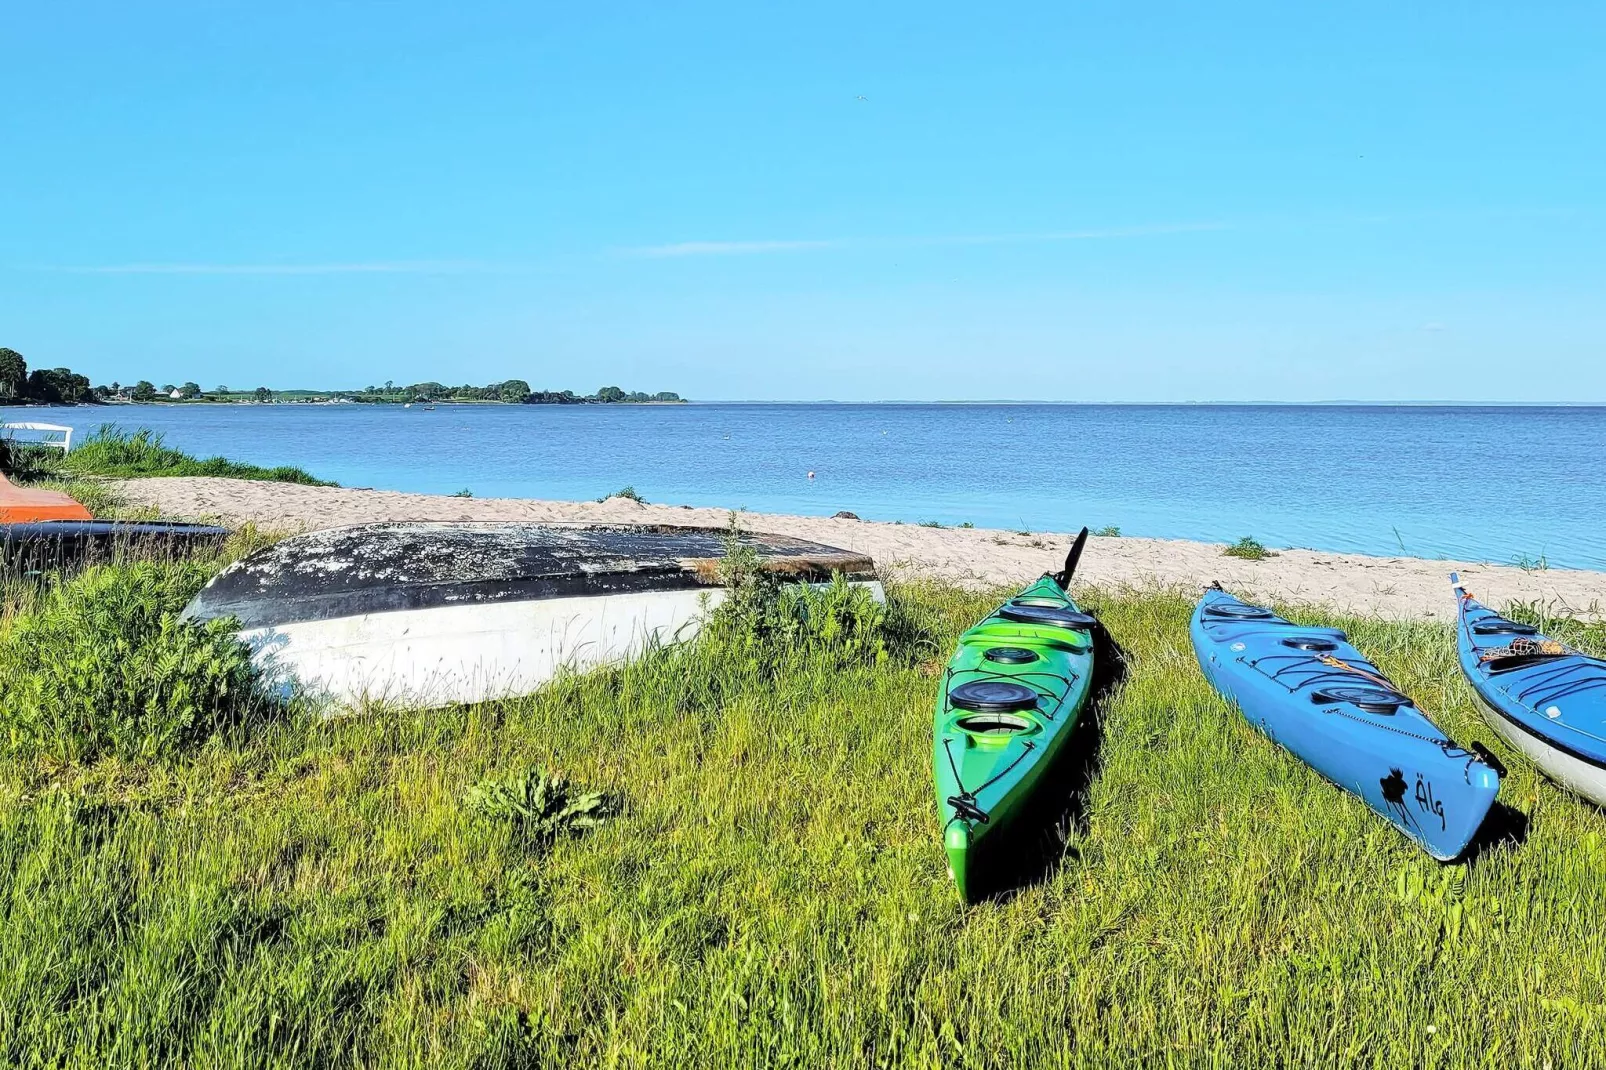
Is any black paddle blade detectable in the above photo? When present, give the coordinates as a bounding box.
[1053,526,1090,590]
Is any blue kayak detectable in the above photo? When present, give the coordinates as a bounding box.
[1452,573,1606,808]
[1191,586,1500,859]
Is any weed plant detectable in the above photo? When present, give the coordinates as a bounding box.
[1223,535,1276,560]
[0,559,275,763]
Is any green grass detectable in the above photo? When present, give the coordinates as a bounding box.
[13,425,332,486]
[0,558,276,764]
[1094,526,1122,537]
[3,565,1606,1065]
[598,485,646,504]
[1223,535,1277,560]
[1505,598,1606,654]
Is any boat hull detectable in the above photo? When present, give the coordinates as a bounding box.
[1472,693,1606,808]
[1,520,230,571]
[186,522,881,711]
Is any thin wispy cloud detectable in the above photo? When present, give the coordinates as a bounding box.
[624,239,840,258]
[41,260,490,276]
[621,222,1228,259]
[936,221,1231,245]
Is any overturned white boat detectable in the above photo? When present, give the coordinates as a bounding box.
[184,522,881,711]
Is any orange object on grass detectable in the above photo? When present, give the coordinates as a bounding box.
[0,472,93,522]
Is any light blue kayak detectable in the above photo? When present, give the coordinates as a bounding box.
[1191,585,1500,859]
[1452,573,1606,808]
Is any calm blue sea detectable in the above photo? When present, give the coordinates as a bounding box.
[32,403,1606,569]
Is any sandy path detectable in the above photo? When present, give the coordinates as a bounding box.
[112,476,1606,621]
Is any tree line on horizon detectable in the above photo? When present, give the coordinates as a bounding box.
[0,349,681,407]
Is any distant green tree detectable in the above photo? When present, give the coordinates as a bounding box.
[498,379,532,402]
[216,385,229,395]
[111,381,121,393]
[0,348,25,399]
[132,380,157,402]
[179,382,201,399]
[596,385,626,403]
[161,384,176,395]
[652,391,682,402]
[254,386,272,402]
[26,368,93,404]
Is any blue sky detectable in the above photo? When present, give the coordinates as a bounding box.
[3,1,1602,401]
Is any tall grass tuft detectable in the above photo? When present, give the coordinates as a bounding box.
[29,424,334,485]
[0,560,275,763]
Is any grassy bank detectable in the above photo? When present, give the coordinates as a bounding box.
[9,425,331,487]
[2,557,1605,1066]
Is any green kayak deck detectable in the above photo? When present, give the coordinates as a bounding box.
[932,571,1096,903]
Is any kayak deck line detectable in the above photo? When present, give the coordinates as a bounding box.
[937,648,1085,825]
[939,734,1037,827]
[1454,575,1606,722]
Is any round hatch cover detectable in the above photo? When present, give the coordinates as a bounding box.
[983,646,1040,664]
[1472,618,1539,636]
[1310,686,1410,714]
[950,680,1040,713]
[1205,602,1273,619]
[999,602,1095,630]
[1282,636,1339,652]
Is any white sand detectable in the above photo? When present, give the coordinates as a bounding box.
[112,476,1606,621]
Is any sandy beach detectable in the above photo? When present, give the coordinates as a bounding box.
[112,475,1606,621]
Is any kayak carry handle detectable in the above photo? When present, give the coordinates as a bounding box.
[1469,741,1507,777]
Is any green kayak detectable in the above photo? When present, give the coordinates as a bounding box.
[932,529,1096,903]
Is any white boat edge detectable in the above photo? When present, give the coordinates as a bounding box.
[1472,693,1606,809]
[244,578,886,714]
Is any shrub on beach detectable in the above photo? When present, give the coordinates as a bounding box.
[1223,535,1276,560]
[701,527,889,674]
[0,561,273,763]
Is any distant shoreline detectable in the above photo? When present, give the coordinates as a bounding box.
[9,399,1606,410]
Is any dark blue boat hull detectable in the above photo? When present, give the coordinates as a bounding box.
[0,520,229,571]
